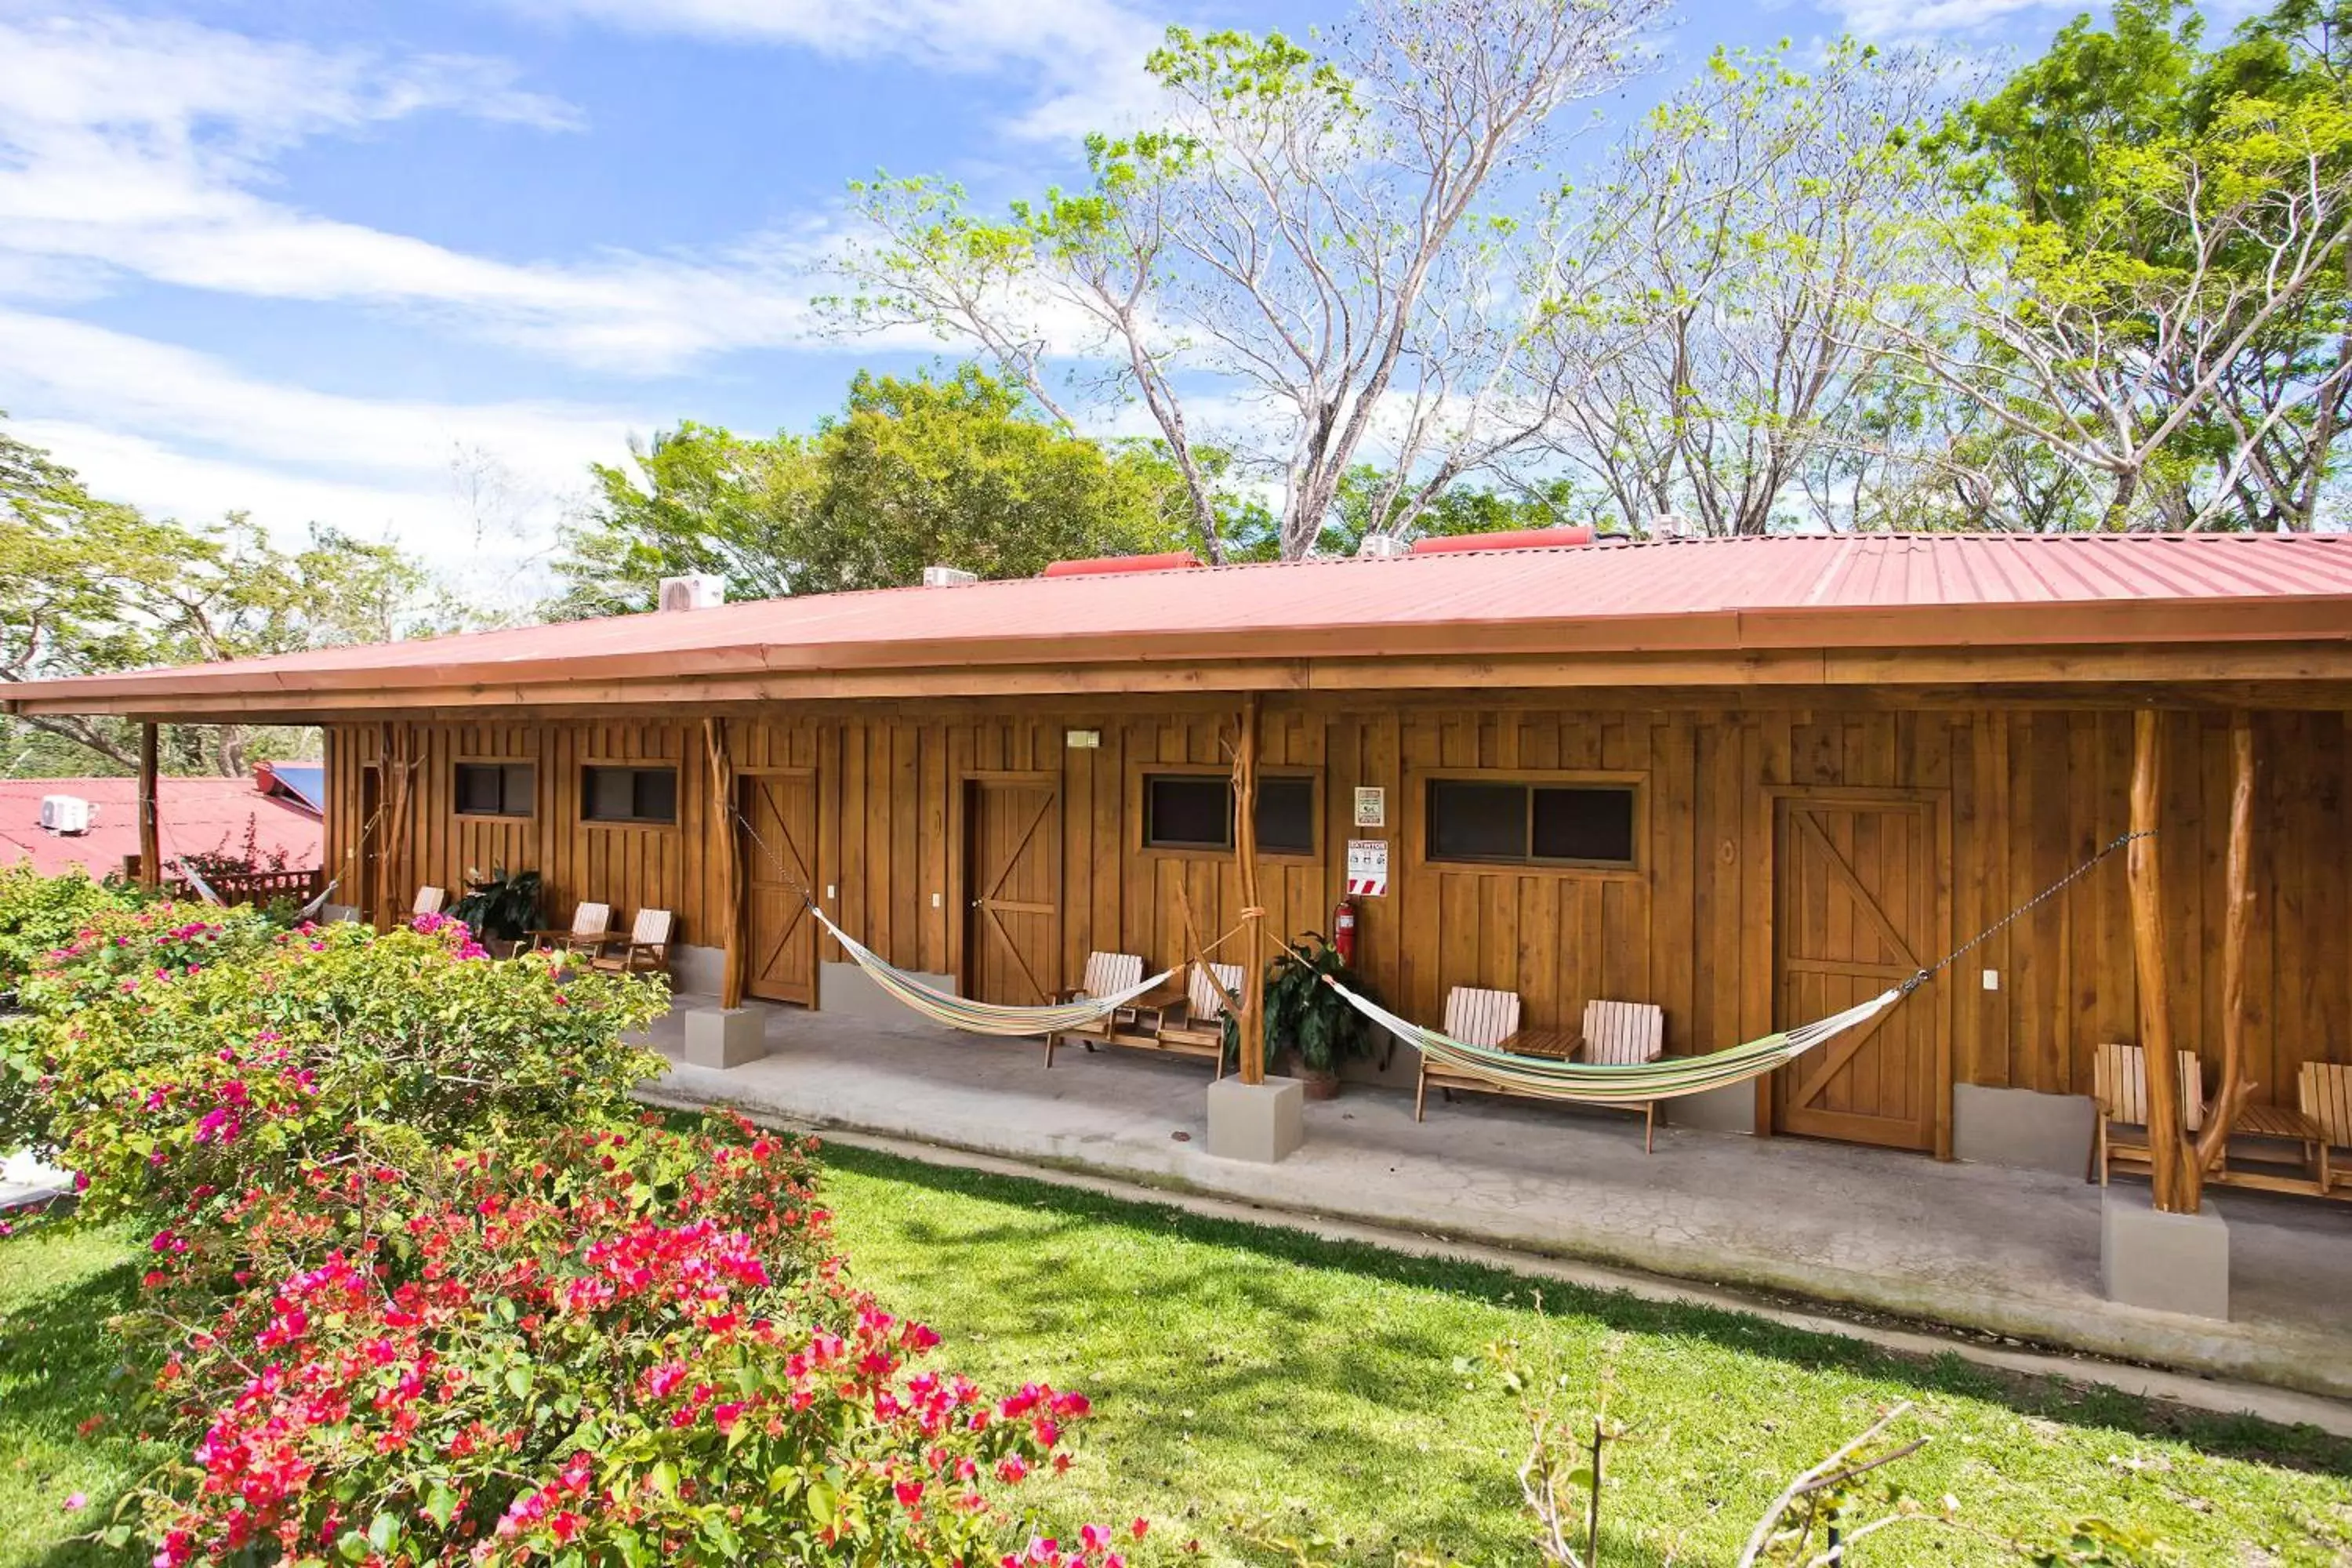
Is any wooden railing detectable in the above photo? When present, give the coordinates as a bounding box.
[165,866,325,907]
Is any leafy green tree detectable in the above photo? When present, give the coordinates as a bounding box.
[1905,0,2352,529]
[2,423,434,776]
[550,365,1184,614]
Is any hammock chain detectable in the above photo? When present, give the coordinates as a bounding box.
[1896,827,2155,997]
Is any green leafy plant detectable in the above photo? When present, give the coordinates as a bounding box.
[1260,933,1376,1075]
[450,864,543,944]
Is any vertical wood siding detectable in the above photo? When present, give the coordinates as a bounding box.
[320,705,2350,1113]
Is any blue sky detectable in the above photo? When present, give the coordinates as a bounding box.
[0,0,2132,597]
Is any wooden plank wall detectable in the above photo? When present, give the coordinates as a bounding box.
[320,705,2350,1111]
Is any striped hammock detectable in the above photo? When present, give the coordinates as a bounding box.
[808,903,1175,1038]
[1321,976,1907,1104]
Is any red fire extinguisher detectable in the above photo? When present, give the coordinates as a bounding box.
[1331,896,1357,967]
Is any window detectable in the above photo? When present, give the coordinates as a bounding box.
[1142,773,1318,855]
[1425,779,1637,868]
[583,765,678,825]
[455,762,534,818]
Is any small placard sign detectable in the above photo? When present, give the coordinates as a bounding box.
[1345,838,1389,897]
[1353,786,1385,828]
[1065,729,1101,750]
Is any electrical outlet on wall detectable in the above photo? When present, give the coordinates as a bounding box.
[1982,969,2000,991]
[931,891,942,908]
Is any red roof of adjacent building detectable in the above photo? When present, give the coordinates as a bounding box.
[4,533,2350,713]
[0,775,322,880]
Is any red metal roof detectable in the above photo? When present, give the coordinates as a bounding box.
[0,776,323,880]
[6,532,2350,710]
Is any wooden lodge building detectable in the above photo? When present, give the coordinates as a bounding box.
[11,530,2352,1173]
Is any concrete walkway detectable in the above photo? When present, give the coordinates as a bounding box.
[639,999,2352,1410]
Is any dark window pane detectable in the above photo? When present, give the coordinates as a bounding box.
[1428,780,1528,861]
[1256,777,1316,855]
[1147,776,1232,849]
[633,768,677,823]
[503,764,535,814]
[456,764,501,815]
[1533,786,1635,865]
[585,767,637,822]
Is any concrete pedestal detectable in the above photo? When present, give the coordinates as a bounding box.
[1204,1076,1305,1164]
[681,1007,768,1069]
[2101,1187,2230,1319]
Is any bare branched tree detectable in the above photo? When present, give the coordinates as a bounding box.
[840,0,1669,561]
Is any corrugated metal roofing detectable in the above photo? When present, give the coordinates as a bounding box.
[8,532,2351,707]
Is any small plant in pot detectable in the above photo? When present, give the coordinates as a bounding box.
[450,865,543,953]
[1261,931,1377,1099]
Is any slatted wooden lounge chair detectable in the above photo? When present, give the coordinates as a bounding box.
[529,900,615,957]
[1152,960,1249,1080]
[1420,993,1668,1150]
[412,885,447,916]
[589,908,673,978]
[1581,1000,1668,1153]
[1415,987,1522,1120]
[1044,951,1147,1068]
[2091,1041,2205,1185]
[2299,1062,2351,1197]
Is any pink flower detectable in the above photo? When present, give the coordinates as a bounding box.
[894,1479,924,1508]
[62,1493,86,1512]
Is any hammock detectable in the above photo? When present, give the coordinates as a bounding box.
[1318,975,1906,1105]
[808,902,1175,1038]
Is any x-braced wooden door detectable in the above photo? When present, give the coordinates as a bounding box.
[1772,793,1946,1152]
[964,777,1061,1006]
[741,771,817,1006]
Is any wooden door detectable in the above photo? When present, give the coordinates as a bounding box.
[964,779,1061,1005]
[741,771,818,1006]
[1773,795,1943,1152]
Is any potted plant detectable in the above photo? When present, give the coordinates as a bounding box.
[1260,932,1377,1100]
[451,866,543,953]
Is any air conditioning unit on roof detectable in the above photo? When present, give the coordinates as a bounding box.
[40,795,93,835]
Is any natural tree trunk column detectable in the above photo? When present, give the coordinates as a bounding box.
[2194,715,2259,1176]
[703,718,746,1011]
[1234,695,1265,1086]
[2129,710,2195,1213]
[138,723,161,891]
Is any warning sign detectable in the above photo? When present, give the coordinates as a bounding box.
[1345,839,1389,897]
[1353,786,1385,828]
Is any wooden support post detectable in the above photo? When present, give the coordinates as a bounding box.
[380,723,416,930]
[2195,714,2259,1176]
[704,717,747,1011]
[1234,695,1266,1086]
[137,722,160,891]
[2129,710,2195,1214]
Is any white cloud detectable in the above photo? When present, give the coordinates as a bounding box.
[1809,0,2085,37]
[0,9,877,372]
[506,0,1168,143]
[0,310,647,597]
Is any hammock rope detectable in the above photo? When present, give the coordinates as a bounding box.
[1290,827,2155,1107]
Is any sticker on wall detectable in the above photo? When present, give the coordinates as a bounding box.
[1353,786,1385,828]
[1345,838,1389,897]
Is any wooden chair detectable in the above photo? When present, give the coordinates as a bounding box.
[1415,987,1521,1120]
[1044,951,1146,1068]
[412,886,446,916]
[2091,1042,2205,1185]
[589,908,673,978]
[2299,1062,2351,1197]
[529,900,615,957]
[1153,960,1249,1080]
[1581,1000,1667,1153]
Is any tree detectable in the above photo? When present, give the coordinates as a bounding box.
[841,0,1668,561]
[1888,0,2352,530]
[1537,42,1952,535]
[2,423,436,776]
[550,365,1184,615]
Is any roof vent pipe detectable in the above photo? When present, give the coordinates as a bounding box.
[922,565,979,587]
[656,574,726,612]
[1355,533,1410,559]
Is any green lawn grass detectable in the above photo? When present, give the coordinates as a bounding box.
[5,1148,2351,1567]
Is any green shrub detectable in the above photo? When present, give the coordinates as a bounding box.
[8,906,668,1251]
[0,862,145,990]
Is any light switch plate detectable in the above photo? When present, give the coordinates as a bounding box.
[931,891,942,908]
[1982,969,2000,991]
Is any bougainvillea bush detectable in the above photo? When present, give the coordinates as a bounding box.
[5,908,669,1260]
[0,861,146,989]
[132,1114,1134,1568]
